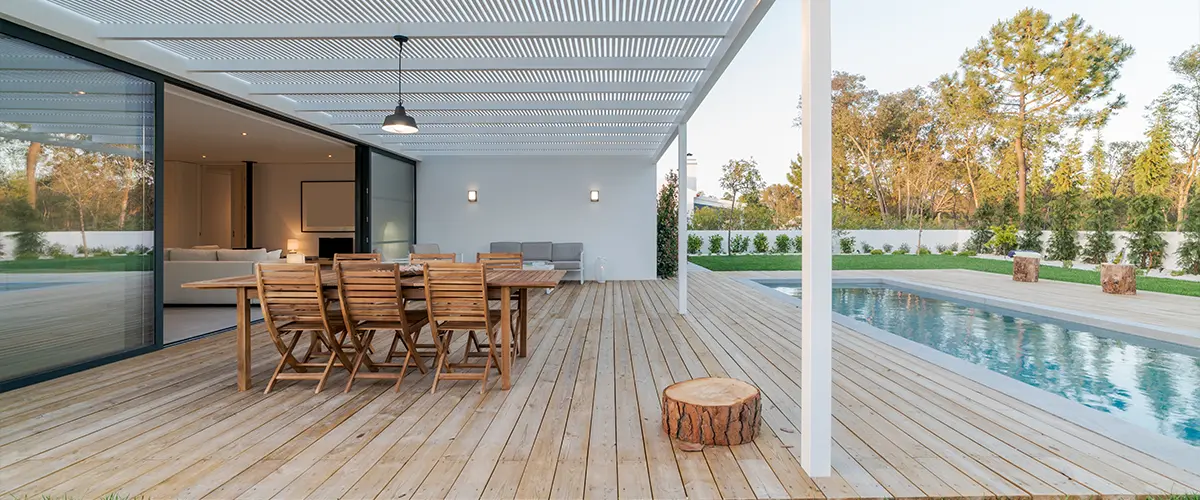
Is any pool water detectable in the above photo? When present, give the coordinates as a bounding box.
[0,282,74,292]
[769,284,1200,447]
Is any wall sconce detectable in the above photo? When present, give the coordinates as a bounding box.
[467,189,478,202]
[590,190,600,202]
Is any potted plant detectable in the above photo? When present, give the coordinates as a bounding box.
[1100,249,1136,295]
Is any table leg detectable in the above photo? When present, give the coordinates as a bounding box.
[500,285,512,390]
[519,288,528,358]
[235,287,252,391]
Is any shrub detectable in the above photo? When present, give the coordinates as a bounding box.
[5,199,45,259]
[793,235,803,253]
[1017,229,1044,253]
[956,250,977,257]
[941,250,954,256]
[935,243,947,253]
[838,236,856,254]
[966,227,993,253]
[655,170,679,278]
[752,233,769,253]
[92,246,113,257]
[891,249,906,255]
[859,242,873,254]
[133,244,152,255]
[987,224,1018,255]
[898,243,911,254]
[75,244,88,256]
[949,242,959,252]
[882,243,894,253]
[917,245,931,255]
[46,243,70,259]
[687,234,703,254]
[1178,195,1200,274]
[1126,194,1169,269]
[708,234,724,255]
[773,234,791,254]
[112,246,130,255]
[730,234,750,254]
[1061,260,1074,269]
[870,249,884,255]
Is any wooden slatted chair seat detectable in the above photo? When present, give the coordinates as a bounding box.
[409,253,456,265]
[423,261,502,394]
[476,252,523,356]
[257,263,353,394]
[336,262,434,392]
[334,253,382,263]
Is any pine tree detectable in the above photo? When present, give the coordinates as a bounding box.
[1047,138,1084,261]
[1133,103,1175,197]
[1126,194,1169,269]
[1082,196,1117,264]
[1177,194,1200,274]
[1087,133,1114,198]
[656,170,679,278]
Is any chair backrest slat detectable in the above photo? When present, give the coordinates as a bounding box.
[410,253,456,265]
[477,252,523,272]
[423,261,489,330]
[335,262,407,324]
[256,263,330,329]
[334,253,382,263]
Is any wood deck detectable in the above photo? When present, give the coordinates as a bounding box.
[2,272,1199,499]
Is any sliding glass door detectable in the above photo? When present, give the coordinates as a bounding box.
[365,150,416,261]
[0,30,159,388]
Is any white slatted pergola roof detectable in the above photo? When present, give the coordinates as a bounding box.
[1,0,775,160]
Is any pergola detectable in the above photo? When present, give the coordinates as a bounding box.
[0,0,833,476]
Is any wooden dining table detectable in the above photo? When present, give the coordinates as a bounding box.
[182,268,566,392]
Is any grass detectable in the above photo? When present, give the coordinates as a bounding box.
[0,254,153,273]
[688,254,1200,297]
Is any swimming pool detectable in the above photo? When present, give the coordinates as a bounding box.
[766,283,1200,447]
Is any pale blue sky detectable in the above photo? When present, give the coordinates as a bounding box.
[658,0,1200,194]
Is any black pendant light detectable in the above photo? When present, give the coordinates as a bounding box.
[382,34,418,134]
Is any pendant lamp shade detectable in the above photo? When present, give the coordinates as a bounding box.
[383,35,418,134]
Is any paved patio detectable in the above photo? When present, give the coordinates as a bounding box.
[2,271,1198,499]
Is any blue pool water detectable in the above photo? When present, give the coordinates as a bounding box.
[768,283,1200,447]
[0,282,75,292]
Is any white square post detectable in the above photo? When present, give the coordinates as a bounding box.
[677,123,689,315]
[800,0,833,477]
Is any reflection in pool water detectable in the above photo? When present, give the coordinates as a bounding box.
[769,284,1200,447]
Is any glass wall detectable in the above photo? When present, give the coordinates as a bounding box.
[367,151,416,261]
[0,33,157,386]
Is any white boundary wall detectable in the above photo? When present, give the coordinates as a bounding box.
[689,229,1190,271]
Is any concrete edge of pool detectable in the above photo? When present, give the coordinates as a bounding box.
[739,276,1200,474]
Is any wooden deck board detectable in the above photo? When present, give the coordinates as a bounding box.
[1,272,1196,499]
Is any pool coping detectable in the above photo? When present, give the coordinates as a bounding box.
[739,276,1200,474]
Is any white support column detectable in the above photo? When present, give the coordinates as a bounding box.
[800,0,833,477]
[677,123,689,315]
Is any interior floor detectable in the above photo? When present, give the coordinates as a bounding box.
[163,306,261,344]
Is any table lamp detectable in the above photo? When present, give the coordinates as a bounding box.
[286,238,305,264]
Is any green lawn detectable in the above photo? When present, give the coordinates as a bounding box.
[0,254,153,273]
[688,254,1200,298]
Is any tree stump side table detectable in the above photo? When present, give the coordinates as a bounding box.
[1101,263,1137,295]
[1013,253,1040,283]
[662,377,761,446]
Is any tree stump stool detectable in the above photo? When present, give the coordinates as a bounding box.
[662,377,760,446]
[1101,263,1137,295]
[1013,254,1040,283]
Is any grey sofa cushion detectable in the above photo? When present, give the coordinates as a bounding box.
[490,241,521,254]
[411,243,441,254]
[169,248,217,261]
[521,241,552,261]
[553,261,582,271]
[552,243,583,262]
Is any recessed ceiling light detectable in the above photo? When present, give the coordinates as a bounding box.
[201,155,207,159]
[241,132,247,136]
[327,154,333,158]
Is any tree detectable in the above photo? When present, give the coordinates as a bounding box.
[44,148,118,256]
[1082,195,1117,264]
[1047,138,1084,261]
[1133,103,1175,197]
[785,154,803,189]
[656,170,679,278]
[688,207,722,230]
[1157,44,1200,228]
[718,158,763,253]
[1087,133,1114,198]
[959,8,1133,216]
[1176,194,1200,274]
[760,183,801,228]
[933,73,996,211]
[1126,194,1169,269]
[25,142,41,206]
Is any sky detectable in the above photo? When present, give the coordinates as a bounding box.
[656,0,1200,195]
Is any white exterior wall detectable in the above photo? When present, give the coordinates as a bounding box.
[415,155,657,281]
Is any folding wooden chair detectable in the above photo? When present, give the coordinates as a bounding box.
[410,253,456,265]
[476,252,524,356]
[256,263,353,394]
[335,262,432,392]
[422,261,503,394]
[333,253,382,263]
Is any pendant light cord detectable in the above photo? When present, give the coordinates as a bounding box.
[397,38,405,107]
